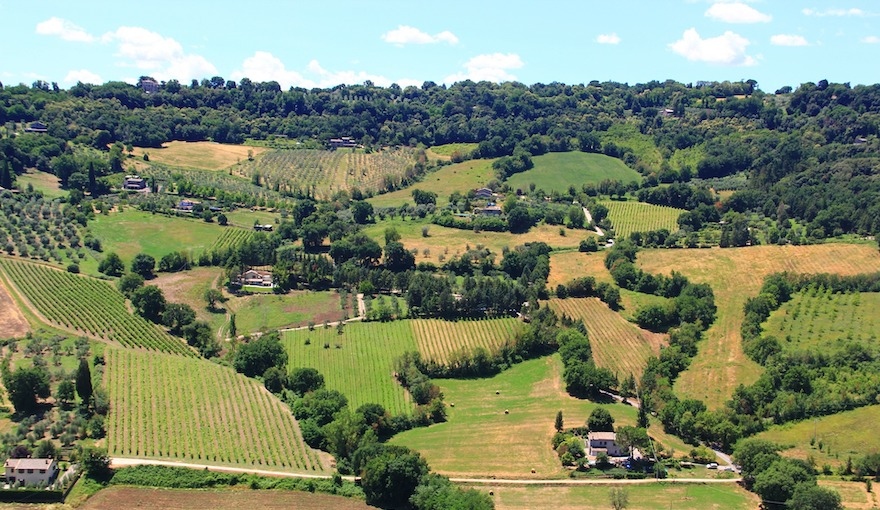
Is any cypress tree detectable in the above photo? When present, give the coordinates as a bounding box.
[76,358,93,406]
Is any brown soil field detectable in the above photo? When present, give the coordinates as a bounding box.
[0,278,30,338]
[81,486,375,510]
[638,244,880,409]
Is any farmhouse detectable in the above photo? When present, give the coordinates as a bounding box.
[24,121,48,133]
[4,458,58,487]
[138,77,159,94]
[253,224,274,232]
[587,431,626,457]
[123,175,147,191]
[475,205,503,216]
[177,200,196,212]
[236,269,273,287]
[474,187,494,199]
[328,136,358,149]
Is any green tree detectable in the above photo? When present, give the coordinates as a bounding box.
[34,439,57,459]
[217,213,228,226]
[609,486,629,510]
[116,272,144,297]
[182,321,218,357]
[555,410,564,432]
[204,288,223,310]
[788,483,843,510]
[233,332,287,377]
[753,459,814,505]
[362,448,429,509]
[588,407,614,432]
[3,366,50,415]
[262,366,287,393]
[162,303,196,335]
[131,285,167,322]
[384,241,415,271]
[130,253,156,278]
[97,252,124,277]
[79,445,111,481]
[75,357,93,406]
[568,206,586,228]
[384,227,401,245]
[288,367,325,395]
[616,426,649,457]
[733,438,781,482]
[54,379,76,410]
[351,200,374,224]
[410,473,494,510]
[507,205,532,233]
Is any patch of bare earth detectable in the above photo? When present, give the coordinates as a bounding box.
[81,486,375,510]
[0,278,30,337]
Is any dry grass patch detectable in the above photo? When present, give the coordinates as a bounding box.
[368,158,495,209]
[0,278,30,338]
[81,486,374,510]
[133,141,267,171]
[547,298,666,379]
[818,480,877,509]
[548,251,612,289]
[638,244,880,409]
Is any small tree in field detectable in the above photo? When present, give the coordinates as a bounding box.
[609,487,629,510]
[555,410,564,432]
[205,288,223,310]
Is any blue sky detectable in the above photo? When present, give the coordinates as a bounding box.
[1,0,877,92]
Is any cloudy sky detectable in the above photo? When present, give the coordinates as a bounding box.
[1,0,877,92]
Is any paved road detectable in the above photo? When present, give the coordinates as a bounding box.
[450,477,741,485]
[583,207,605,237]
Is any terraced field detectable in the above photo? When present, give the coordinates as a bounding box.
[105,348,329,472]
[547,297,666,379]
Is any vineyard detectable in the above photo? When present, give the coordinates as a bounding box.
[235,148,420,199]
[0,258,194,356]
[547,297,666,379]
[281,321,417,416]
[764,289,880,354]
[209,227,255,252]
[600,200,684,239]
[105,348,329,472]
[411,318,524,364]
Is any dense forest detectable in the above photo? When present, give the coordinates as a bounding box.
[1,77,879,237]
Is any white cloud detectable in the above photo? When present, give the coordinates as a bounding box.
[669,28,756,66]
[101,26,217,82]
[381,25,459,46]
[706,2,771,23]
[862,35,880,43]
[63,69,102,84]
[771,34,809,46]
[802,7,866,17]
[596,33,621,45]
[444,53,524,83]
[35,17,94,42]
[231,51,413,88]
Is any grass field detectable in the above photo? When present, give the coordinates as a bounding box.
[601,200,684,238]
[105,348,329,472]
[233,291,344,334]
[368,158,496,208]
[764,290,880,354]
[756,405,880,469]
[391,355,692,478]
[87,209,225,265]
[505,152,641,194]
[546,298,666,380]
[281,321,417,416]
[0,258,194,356]
[548,251,613,289]
[14,169,64,198]
[132,141,267,171]
[411,318,525,364]
[818,480,879,509]
[637,244,880,409]
[363,218,581,266]
[426,143,479,160]
[485,482,758,510]
[82,486,373,510]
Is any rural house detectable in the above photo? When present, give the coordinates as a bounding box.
[138,77,159,94]
[328,137,358,149]
[475,205,503,216]
[587,431,626,457]
[24,121,48,133]
[4,458,58,487]
[474,187,494,199]
[253,224,274,232]
[123,175,147,191]
[236,269,274,287]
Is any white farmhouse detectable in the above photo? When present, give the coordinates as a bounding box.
[4,458,58,487]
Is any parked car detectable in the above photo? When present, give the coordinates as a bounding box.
[707,462,719,469]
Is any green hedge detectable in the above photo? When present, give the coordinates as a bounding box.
[0,488,64,503]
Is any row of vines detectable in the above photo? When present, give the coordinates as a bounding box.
[411,318,524,364]
[105,348,328,472]
[601,200,684,238]
[0,257,194,356]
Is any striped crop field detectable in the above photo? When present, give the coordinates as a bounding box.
[105,348,329,473]
[547,297,666,380]
[411,318,525,364]
[281,321,417,416]
[0,258,194,356]
[600,200,684,238]
[209,227,255,252]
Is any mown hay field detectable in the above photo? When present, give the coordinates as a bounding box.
[638,244,880,409]
[132,141,267,170]
[368,157,495,208]
[506,152,640,194]
[546,297,666,380]
[105,348,329,473]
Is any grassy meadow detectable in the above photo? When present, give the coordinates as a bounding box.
[548,251,613,289]
[637,244,880,409]
[233,291,344,334]
[81,486,375,510]
[426,142,479,160]
[391,355,692,478]
[132,141,267,171]
[15,169,65,198]
[505,152,640,194]
[368,158,496,208]
[546,297,666,380]
[485,482,758,510]
[601,200,684,238]
[755,405,880,469]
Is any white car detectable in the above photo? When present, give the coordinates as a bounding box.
[706,462,719,469]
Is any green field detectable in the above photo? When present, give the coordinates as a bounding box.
[411,317,524,364]
[601,200,684,238]
[0,258,194,356]
[88,209,225,263]
[487,482,758,510]
[14,170,65,198]
[391,355,692,478]
[368,158,496,208]
[427,143,479,159]
[234,291,344,334]
[756,405,880,469]
[764,290,880,353]
[105,348,329,472]
[282,321,417,416]
[505,152,641,194]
